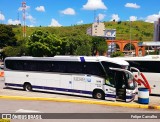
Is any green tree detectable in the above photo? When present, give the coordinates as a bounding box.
[75,44,91,56]
[3,39,28,57]
[27,30,63,57]
[97,41,108,55]
[65,33,92,55]
[3,46,20,56]
[0,24,18,59]
[0,24,17,48]
[92,36,108,55]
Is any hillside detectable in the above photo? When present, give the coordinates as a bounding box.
[104,21,154,41]
[13,21,154,42]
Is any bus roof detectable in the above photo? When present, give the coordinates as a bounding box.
[114,55,160,61]
[5,56,129,66]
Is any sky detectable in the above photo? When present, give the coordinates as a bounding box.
[0,0,160,27]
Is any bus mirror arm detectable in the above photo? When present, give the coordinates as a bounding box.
[130,67,140,76]
[109,67,133,76]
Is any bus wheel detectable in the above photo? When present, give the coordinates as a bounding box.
[24,83,32,92]
[93,90,105,100]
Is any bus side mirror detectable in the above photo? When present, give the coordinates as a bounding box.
[130,67,140,76]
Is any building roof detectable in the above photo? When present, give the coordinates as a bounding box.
[138,42,160,46]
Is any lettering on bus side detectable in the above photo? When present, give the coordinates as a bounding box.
[73,77,85,81]
[96,80,101,83]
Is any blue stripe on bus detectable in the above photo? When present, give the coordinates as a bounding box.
[80,57,85,62]
[5,83,23,87]
[105,95,133,99]
[5,83,93,95]
[126,95,133,100]
[33,85,92,95]
[105,94,116,98]
[5,83,133,100]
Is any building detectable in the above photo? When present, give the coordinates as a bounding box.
[139,41,160,55]
[153,18,160,41]
[86,22,105,36]
[104,29,116,40]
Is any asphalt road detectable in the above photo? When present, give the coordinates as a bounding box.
[0,99,160,122]
[0,99,160,113]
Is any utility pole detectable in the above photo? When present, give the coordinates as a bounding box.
[22,1,26,37]
[94,10,97,23]
[130,21,132,53]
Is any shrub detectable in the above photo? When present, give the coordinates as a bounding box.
[111,51,124,57]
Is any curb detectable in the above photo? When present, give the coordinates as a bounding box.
[0,95,160,110]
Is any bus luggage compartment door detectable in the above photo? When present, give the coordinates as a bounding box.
[60,75,73,94]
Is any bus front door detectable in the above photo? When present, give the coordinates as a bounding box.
[105,70,126,101]
[105,71,116,101]
[109,67,136,102]
[115,71,126,101]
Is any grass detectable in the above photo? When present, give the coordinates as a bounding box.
[12,21,154,42]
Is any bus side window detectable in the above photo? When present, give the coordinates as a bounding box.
[37,61,53,72]
[29,61,38,71]
[5,60,23,71]
[83,62,105,77]
[5,60,12,69]
[58,65,66,72]
[67,62,83,74]
[52,61,67,73]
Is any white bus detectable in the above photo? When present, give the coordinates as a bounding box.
[115,55,160,95]
[4,56,138,102]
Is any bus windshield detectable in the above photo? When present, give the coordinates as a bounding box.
[101,61,136,90]
[125,72,136,89]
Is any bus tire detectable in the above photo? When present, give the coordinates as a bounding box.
[93,90,105,100]
[24,83,32,92]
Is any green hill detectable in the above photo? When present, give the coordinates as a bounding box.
[104,21,154,41]
[13,21,154,42]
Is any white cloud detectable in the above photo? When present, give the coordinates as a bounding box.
[0,13,5,20]
[26,14,36,24]
[130,16,137,21]
[97,13,106,21]
[110,14,120,21]
[18,5,30,11]
[8,19,21,25]
[77,20,84,25]
[35,6,45,12]
[61,8,76,15]
[145,12,160,23]
[125,3,140,9]
[28,25,34,27]
[49,19,62,27]
[83,0,107,10]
